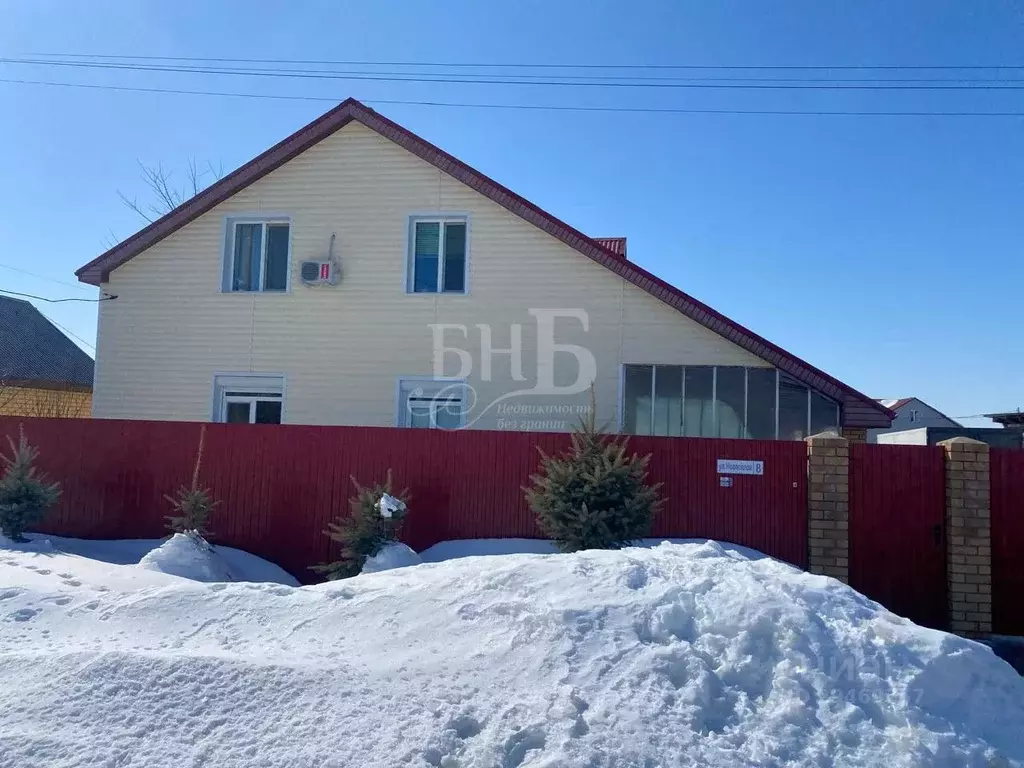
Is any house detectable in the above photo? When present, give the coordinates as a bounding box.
[0,295,94,418]
[868,398,959,442]
[875,426,1022,449]
[75,99,892,440]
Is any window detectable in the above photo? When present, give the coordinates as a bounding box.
[225,219,290,292]
[397,379,467,429]
[653,365,683,437]
[746,368,778,439]
[620,365,838,441]
[778,376,809,441]
[622,365,653,436]
[810,391,840,436]
[408,218,468,294]
[909,409,920,423]
[683,367,715,437]
[214,374,284,424]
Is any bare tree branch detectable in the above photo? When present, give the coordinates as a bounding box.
[117,157,224,225]
[117,191,155,224]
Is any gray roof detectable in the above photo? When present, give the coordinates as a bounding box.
[0,296,94,388]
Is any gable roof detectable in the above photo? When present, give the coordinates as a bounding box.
[0,296,94,389]
[75,98,893,428]
[878,397,959,425]
[879,398,915,411]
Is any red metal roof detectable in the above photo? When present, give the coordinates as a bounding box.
[75,98,893,428]
[593,237,627,257]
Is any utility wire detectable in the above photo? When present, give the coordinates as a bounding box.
[0,288,115,303]
[0,262,91,292]
[9,57,1024,90]
[6,58,1024,84]
[25,53,1024,71]
[4,77,1024,117]
[39,310,96,352]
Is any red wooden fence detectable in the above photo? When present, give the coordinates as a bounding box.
[991,448,1024,637]
[849,443,948,630]
[0,417,808,581]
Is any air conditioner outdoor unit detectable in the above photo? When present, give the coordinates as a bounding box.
[300,260,340,286]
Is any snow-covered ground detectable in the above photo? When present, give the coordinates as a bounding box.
[1,539,1022,766]
[17,532,298,585]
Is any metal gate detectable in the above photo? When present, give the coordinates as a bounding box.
[849,443,947,629]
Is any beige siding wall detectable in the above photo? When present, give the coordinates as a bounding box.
[94,122,767,429]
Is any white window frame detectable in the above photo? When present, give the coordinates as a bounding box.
[221,215,293,293]
[394,376,468,429]
[211,373,286,424]
[405,214,471,295]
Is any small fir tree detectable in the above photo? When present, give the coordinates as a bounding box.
[165,424,218,537]
[525,397,663,552]
[313,470,409,580]
[0,428,61,542]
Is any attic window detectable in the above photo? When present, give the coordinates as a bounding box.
[223,218,290,292]
[407,217,468,294]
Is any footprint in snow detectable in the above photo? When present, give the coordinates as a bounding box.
[502,726,546,768]
[7,608,40,622]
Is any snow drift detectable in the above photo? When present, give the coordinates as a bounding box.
[1,540,1022,767]
[137,532,236,582]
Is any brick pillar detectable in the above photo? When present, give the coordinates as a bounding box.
[806,432,850,582]
[938,437,992,636]
[841,427,868,444]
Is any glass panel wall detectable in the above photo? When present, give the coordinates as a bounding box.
[652,365,683,436]
[622,365,653,436]
[746,368,777,439]
[810,390,840,436]
[621,365,838,441]
[778,376,810,441]
[683,367,715,437]
[715,367,746,438]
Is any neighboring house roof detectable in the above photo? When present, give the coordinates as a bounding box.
[878,398,914,411]
[0,296,94,388]
[74,98,893,428]
[877,397,959,425]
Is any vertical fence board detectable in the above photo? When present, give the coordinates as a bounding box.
[849,443,947,629]
[991,448,1024,637]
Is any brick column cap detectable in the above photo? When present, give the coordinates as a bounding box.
[937,437,990,452]
[806,431,848,446]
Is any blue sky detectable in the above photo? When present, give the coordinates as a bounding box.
[1,1,1021,424]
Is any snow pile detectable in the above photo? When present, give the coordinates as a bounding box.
[137,532,236,582]
[17,532,298,585]
[361,541,422,574]
[1,540,1023,767]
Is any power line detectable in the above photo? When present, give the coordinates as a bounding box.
[0,262,90,292]
[39,310,96,352]
[8,58,1024,84]
[0,288,115,303]
[25,52,1024,71]
[4,77,1024,117]
[9,57,1024,90]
